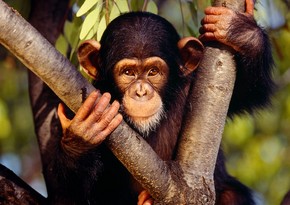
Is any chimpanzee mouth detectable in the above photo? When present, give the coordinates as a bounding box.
[120,106,165,137]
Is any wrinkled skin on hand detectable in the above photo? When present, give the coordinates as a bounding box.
[58,90,123,157]
[138,190,154,205]
[199,0,255,52]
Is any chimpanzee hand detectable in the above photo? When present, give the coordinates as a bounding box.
[199,0,255,52]
[57,90,123,157]
[138,190,154,205]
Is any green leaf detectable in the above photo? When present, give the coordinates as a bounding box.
[130,0,145,11]
[76,0,99,17]
[0,100,11,139]
[69,21,81,47]
[146,0,158,14]
[97,16,107,41]
[68,17,83,60]
[55,34,69,56]
[110,0,130,21]
[186,24,198,37]
[79,5,101,40]
[84,20,99,40]
[5,0,31,19]
[64,21,74,44]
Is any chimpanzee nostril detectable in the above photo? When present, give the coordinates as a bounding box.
[136,88,147,97]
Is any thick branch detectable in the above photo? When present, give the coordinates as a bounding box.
[0,164,46,204]
[176,45,236,186]
[176,0,245,199]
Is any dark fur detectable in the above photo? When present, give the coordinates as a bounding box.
[227,12,275,115]
[281,190,290,205]
[46,12,274,204]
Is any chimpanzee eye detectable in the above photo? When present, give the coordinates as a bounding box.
[123,68,135,76]
[148,67,159,76]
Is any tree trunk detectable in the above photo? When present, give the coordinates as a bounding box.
[0,0,244,204]
[175,0,245,199]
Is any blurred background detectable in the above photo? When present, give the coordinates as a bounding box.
[0,0,290,204]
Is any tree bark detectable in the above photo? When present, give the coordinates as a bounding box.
[176,0,245,200]
[0,164,46,204]
[0,0,244,204]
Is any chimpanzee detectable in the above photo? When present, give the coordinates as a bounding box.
[48,0,274,204]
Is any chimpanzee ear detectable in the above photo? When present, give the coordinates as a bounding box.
[178,37,204,76]
[77,39,101,80]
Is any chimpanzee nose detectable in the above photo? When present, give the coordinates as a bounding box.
[136,85,147,97]
[130,80,154,101]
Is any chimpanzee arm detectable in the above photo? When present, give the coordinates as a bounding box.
[45,134,103,203]
[45,91,122,203]
[227,12,275,114]
[199,0,275,115]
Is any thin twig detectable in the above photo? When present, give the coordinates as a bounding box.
[105,0,110,25]
[142,0,149,11]
[179,0,185,37]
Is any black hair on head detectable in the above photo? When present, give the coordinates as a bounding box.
[99,12,182,78]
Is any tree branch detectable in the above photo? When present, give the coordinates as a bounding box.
[0,164,46,204]
[175,0,245,202]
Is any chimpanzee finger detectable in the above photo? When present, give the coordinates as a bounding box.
[57,103,71,130]
[245,0,254,15]
[199,33,217,43]
[204,6,228,15]
[199,25,216,35]
[74,90,100,121]
[143,199,154,205]
[90,113,123,145]
[138,190,154,205]
[95,100,121,128]
[201,15,220,25]
[87,92,112,123]
[81,99,118,143]
[200,24,217,33]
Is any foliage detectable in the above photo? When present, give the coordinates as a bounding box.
[56,0,157,60]
[55,0,211,61]
[1,0,290,204]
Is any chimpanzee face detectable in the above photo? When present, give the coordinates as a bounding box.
[112,56,169,134]
[77,12,204,135]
